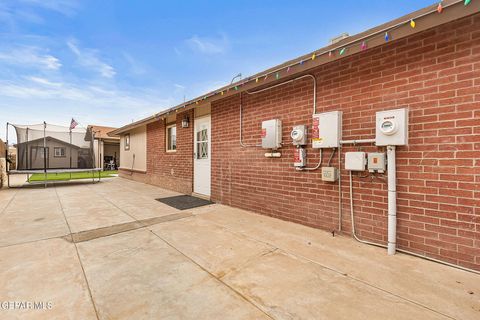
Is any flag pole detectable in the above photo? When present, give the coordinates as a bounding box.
[43,121,47,188]
[69,127,72,180]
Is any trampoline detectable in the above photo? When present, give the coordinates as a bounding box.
[5,122,102,187]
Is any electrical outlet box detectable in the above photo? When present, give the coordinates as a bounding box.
[368,152,386,173]
[345,152,366,171]
[375,108,408,146]
[322,167,338,182]
[312,111,342,148]
[291,125,307,146]
[262,119,282,149]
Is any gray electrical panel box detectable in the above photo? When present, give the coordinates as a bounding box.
[312,111,342,148]
[345,152,366,171]
[368,153,386,173]
[261,119,282,149]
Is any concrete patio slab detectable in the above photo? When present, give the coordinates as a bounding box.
[0,177,479,320]
[76,228,269,320]
[0,238,97,320]
[150,216,275,278]
[222,250,447,319]
[196,205,480,320]
[0,189,69,247]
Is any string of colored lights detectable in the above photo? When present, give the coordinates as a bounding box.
[163,0,471,117]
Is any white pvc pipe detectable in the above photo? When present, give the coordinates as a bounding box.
[387,145,397,255]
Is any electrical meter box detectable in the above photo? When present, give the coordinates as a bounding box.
[261,119,282,149]
[368,152,386,173]
[375,108,408,146]
[312,111,342,148]
[345,152,366,171]
[291,125,307,146]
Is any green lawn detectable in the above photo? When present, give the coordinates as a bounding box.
[29,170,118,182]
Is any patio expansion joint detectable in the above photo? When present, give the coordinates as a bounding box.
[149,229,276,320]
[201,217,457,320]
[66,212,194,244]
[54,186,101,320]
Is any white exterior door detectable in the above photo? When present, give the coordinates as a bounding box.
[194,116,211,196]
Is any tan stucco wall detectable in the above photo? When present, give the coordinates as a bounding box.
[119,125,146,172]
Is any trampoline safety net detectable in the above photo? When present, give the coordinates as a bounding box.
[11,123,95,171]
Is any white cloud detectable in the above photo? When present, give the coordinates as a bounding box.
[185,33,229,54]
[123,52,146,75]
[27,76,62,87]
[18,0,79,16]
[0,77,174,113]
[0,0,79,27]
[67,39,116,78]
[0,46,61,70]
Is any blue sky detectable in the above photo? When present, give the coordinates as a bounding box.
[0,0,436,140]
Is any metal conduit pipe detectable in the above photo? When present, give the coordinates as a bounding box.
[340,138,376,145]
[296,149,322,171]
[239,93,261,148]
[240,74,317,147]
[347,153,480,275]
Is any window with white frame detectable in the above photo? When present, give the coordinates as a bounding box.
[124,134,130,151]
[54,147,66,158]
[166,124,176,152]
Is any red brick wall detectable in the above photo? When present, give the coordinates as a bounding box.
[211,15,480,270]
[146,110,194,194]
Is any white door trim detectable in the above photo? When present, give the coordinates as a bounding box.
[193,115,211,197]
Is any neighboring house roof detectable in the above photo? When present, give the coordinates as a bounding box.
[88,125,120,140]
[110,0,478,136]
[15,136,81,149]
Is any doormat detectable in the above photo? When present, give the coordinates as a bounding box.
[156,195,213,210]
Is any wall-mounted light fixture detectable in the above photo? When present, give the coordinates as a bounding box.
[182,115,190,128]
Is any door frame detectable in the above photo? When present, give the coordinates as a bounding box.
[193,115,211,197]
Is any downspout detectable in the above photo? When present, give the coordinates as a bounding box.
[387,145,397,255]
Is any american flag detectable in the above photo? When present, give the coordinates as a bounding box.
[69,118,79,130]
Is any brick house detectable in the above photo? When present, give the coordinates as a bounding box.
[110,0,480,271]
